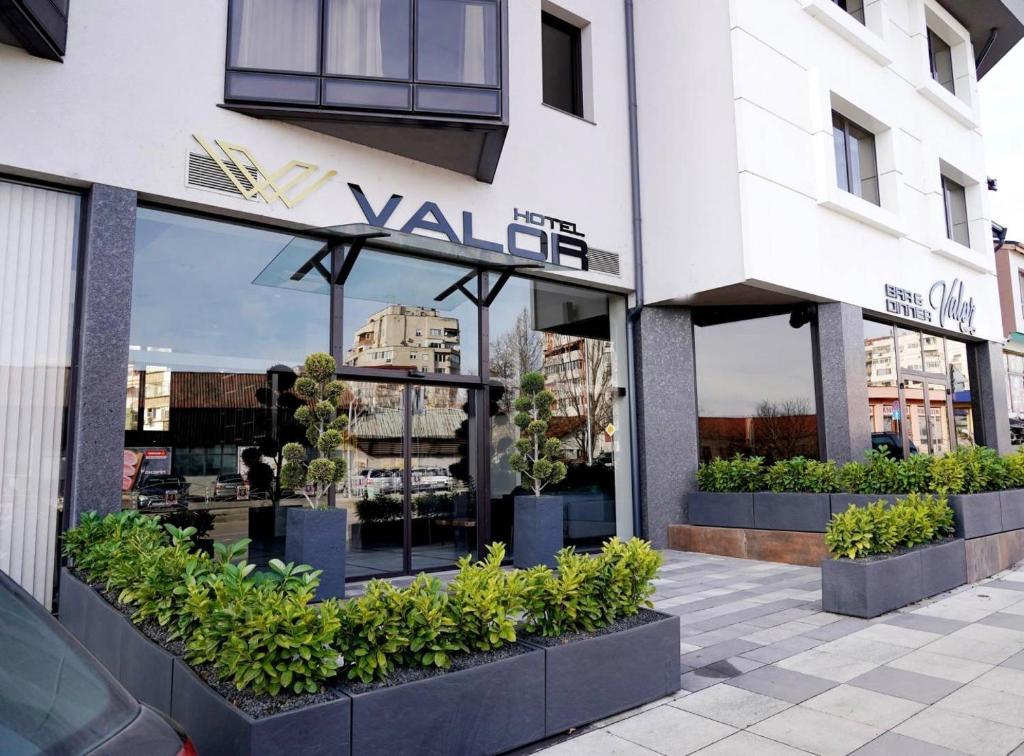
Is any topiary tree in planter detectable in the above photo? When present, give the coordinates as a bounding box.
[280,353,350,510]
[279,352,350,599]
[509,371,568,568]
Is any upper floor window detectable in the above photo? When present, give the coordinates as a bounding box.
[1018,270,1024,323]
[832,111,879,206]
[941,174,969,247]
[541,11,583,117]
[830,0,864,25]
[927,27,955,94]
[227,0,501,116]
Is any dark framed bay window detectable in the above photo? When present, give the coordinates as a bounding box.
[833,111,880,206]
[541,11,583,117]
[224,0,509,181]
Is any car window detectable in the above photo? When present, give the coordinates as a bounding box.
[0,574,139,755]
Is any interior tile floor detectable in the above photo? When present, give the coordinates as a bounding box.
[525,549,1024,756]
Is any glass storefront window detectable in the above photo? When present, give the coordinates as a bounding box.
[126,208,329,564]
[342,249,479,376]
[487,275,623,551]
[863,318,976,456]
[694,312,819,462]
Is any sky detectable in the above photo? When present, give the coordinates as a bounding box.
[980,43,1024,242]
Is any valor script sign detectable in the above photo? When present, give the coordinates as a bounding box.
[883,279,976,335]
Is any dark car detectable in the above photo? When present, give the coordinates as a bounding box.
[0,570,193,755]
[137,475,191,508]
[212,473,246,500]
[871,432,919,459]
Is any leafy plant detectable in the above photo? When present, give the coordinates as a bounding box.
[825,494,953,559]
[355,493,404,524]
[1006,448,1024,489]
[696,455,765,492]
[507,371,567,496]
[764,457,837,493]
[894,453,933,494]
[158,508,215,541]
[280,352,350,510]
[446,543,524,652]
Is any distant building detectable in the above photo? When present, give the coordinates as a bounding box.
[345,305,461,375]
[995,239,1024,444]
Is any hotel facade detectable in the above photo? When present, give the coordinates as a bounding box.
[1,0,1022,606]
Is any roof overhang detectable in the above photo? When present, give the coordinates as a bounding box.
[938,0,1024,77]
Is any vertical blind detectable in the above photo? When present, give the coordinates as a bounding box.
[0,180,79,607]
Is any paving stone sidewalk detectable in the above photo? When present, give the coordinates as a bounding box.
[528,549,1024,756]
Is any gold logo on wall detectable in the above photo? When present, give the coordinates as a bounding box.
[192,134,336,208]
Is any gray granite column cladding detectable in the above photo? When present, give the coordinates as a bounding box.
[634,306,699,546]
[971,340,1012,454]
[67,185,137,524]
[815,303,871,463]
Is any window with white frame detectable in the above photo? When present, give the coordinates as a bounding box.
[941,174,970,247]
[832,111,879,205]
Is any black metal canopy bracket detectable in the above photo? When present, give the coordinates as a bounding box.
[290,230,390,286]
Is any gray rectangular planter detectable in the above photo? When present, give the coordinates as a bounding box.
[118,614,177,713]
[171,658,350,756]
[950,492,1004,539]
[919,539,967,598]
[829,494,899,516]
[60,568,176,712]
[1001,489,1024,531]
[514,495,564,568]
[286,507,347,600]
[345,645,545,756]
[821,539,966,618]
[754,493,831,532]
[688,492,754,528]
[526,612,681,737]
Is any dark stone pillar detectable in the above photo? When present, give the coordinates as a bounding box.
[634,306,699,548]
[971,341,1012,454]
[66,185,137,524]
[814,302,871,463]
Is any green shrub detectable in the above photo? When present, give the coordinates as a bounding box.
[836,461,869,494]
[764,457,837,493]
[825,494,953,559]
[355,493,404,523]
[521,537,662,637]
[894,453,933,494]
[63,512,663,694]
[1006,448,1024,489]
[696,455,764,492]
[861,448,901,494]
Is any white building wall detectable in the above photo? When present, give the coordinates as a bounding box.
[637,0,1001,342]
[0,0,634,293]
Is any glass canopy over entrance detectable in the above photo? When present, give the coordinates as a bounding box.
[123,209,630,579]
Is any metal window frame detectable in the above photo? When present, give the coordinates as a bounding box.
[833,111,880,206]
[540,10,584,118]
[831,0,865,25]
[927,26,956,94]
[224,0,504,119]
[941,173,970,246]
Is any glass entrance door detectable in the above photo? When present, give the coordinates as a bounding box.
[341,380,478,580]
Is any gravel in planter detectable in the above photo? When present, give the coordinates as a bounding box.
[191,662,346,719]
[521,608,663,647]
[337,643,533,694]
[135,618,186,657]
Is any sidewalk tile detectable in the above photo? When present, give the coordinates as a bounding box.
[605,706,735,755]
[749,706,882,756]
[885,649,992,684]
[894,706,1024,756]
[972,666,1024,696]
[740,635,824,664]
[849,666,961,704]
[775,649,879,683]
[694,731,809,755]
[671,683,791,728]
[801,684,925,730]
[850,623,942,648]
[726,665,837,703]
[934,683,1024,727]
[540,730,659,755]
[851,732,965,755]
[882,613,968,635]
[815,636,911,664]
